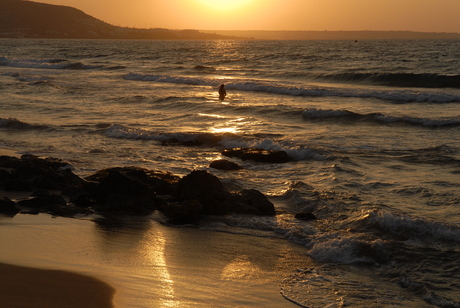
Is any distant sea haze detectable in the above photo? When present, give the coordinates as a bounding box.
[1,38,460,307]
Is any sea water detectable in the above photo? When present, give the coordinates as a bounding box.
[1,38,460,307]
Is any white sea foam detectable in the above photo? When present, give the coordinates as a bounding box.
[308,235,388,264]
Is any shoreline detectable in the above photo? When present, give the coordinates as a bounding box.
[0,213,312,308]
[0,262,115,308]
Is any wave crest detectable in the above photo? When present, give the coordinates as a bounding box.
[0,118,50,130]
[302,108,460,127]
[0,56,100,70]
[319,72,460,89]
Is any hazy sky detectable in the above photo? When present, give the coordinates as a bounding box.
[38,0,460,32]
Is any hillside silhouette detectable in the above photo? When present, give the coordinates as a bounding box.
[0,0,240,39]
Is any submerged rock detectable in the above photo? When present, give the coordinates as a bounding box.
[222,148,291,164]
[209,159,242,171]
[295,212,317,221]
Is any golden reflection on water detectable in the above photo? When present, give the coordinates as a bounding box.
[208,117,260,134]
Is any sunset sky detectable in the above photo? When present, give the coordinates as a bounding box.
[37,0,460,33]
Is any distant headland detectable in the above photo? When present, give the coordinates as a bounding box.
[1,0,459,40]
[0,0,243,40]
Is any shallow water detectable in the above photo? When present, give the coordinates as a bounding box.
[1,38,460,307]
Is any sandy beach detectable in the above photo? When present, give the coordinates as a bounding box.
[0,212,312,308]
[0,262,115,308]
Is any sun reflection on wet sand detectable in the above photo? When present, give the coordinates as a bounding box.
[221,255,262,280]
[0,214,313,308]
[141,228,181,308]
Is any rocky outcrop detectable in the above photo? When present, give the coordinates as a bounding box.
[0,154,83,191]
[222,148,291,163]
[0,155,276,223]
[176,170,233,215]
[75,167,179,215]
[158,170,276,223]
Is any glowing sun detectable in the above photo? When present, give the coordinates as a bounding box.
[195,0,255,12]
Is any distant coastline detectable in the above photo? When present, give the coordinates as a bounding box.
[201,30,460,41]
[1,0,459,41]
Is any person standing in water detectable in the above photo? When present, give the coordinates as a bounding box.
[219,84,227,100]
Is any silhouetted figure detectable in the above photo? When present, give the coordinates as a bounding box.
[219,84,227,100]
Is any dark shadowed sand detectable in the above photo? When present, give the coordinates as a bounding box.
[0,262,115,308]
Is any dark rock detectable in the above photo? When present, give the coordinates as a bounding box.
[31,189,52,197]
[85,167,178,196]
[17,193,67,209]
[16,192,93,217]
[69,193,95,208]
[159,200,203,224]
[160,171,276,223]
[161,138,203,146]
[0,197,20,216]
[87,168,157,214]
[0,167,12,182]
[235,189,276,216]
[295,212,317,221]
[3,179,34,191]
[222,148,291,163]
[61,186,87,199]
[210,159,242,170]
[176,170,232,215]
[0,155,84,191]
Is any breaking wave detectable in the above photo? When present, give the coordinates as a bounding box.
[0,56,101,70]
[104,124,331,161]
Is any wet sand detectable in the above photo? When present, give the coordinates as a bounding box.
[0,213,312,307]
[0,262,115,308]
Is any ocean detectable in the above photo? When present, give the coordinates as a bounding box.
[1,38,460,307]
